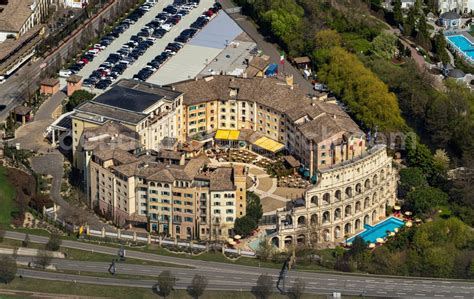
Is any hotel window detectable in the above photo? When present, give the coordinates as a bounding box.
[189,106,197,111]
[221,108,226,113]
[198,104,206,108]
[214,209,221,214]
[226,209,234,214]
[226,217,234,222]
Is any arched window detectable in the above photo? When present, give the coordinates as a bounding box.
[355,183,362,194]
[334,208,341,220]
[335,190,342,201]
[345,187,353,198]
[322,211,330,223]
[323,193,330,205]
[364,179,371,190]
[345,205,352,217]
[310,196,318,206]
[355,201,361,212]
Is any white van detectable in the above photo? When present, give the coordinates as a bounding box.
[59,70,72,78]
[0,75,6,84]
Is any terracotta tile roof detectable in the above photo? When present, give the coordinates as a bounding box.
[172,75,363,143]
[66,75,82,83]
[40,78,60,87]
[0,0,33,32]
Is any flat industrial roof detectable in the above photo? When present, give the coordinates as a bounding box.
[93,85,164,113]
[188,12,243,50]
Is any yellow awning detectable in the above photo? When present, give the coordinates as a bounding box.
[215,129,240,140]
[253,136,284,153]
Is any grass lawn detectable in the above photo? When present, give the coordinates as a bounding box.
[0,278,332,299]
[0,166,16,228]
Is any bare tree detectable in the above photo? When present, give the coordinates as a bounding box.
[257,237,273,262]
[251,273,273,299]
[288,278,306,299]
[156,270,176,298]
[187,274,208,298]
[35,250,52,269]
[0,256,17,284]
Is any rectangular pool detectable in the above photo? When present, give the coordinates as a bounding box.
[447,35,474,60]
[347,216,404,244]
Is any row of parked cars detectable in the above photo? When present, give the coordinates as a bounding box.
[60,1,156,80]
[85,0,202,89]
[81,2,161,89]
[132,1,222,82]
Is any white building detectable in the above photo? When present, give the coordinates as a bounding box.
[0,0,50,42]
[438,0,474,14]
[62,0,88,9]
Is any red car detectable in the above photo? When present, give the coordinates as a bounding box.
[204,9,213,17]
[80,58,89,64]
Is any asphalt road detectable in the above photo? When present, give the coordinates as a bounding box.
[5,231,474,298]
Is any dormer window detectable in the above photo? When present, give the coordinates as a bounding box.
[229,88,238,97]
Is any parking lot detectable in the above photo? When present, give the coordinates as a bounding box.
[72,0,215,93]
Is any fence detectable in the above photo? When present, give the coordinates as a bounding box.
[42,206,256,257]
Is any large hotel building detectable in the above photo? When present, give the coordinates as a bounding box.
[68,75,397,245]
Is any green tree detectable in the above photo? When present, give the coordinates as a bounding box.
[157,270,176,298]
[187,274,208,299]
[251,273,273,299]
[317,47,406,131]
[405,134,434,175]
[46,233,62,251]
[65,90,95,112]
[434,31,450,65]
[233,216,257,237]
[246,192,263,222]
[348,236,367,257]
[406,186,448,215]
[398,167,428,198]
[403,7,416,37]
[422,246,456,277]
[315,29,342,49]
[0,229,4,242]
[0,256,16,284]
[370,32,398,60]
[415,15,432,51]
[393,0,403,24]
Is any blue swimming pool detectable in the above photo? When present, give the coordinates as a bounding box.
[347,216,404,244]
[447,35,474,60]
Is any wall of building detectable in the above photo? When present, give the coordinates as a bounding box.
[273,145,396,250]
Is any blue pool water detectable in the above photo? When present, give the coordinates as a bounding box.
[447,35,474,60]
[347,216,404,244]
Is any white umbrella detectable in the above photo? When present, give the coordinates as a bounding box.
[376,238,384,243]
[405,211,413,216]
[234,235,241,240]
[406,221,413,227]
[368,243,376,248]
[393,205,401,211]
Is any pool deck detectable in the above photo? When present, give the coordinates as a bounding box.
[445,31,474,64]
[346,216,404,244]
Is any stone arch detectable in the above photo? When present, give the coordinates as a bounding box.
[379,204,384,216]
[297,216,306,227]
[323,229,331,242]
[186,227,192,238]
[372,210,377,222]
[344,223,352,234]
[355,183,362,194]
[310,195,318,206]
[335,190,342,202]
[345,205,352,217]
[364,179,371,190]
[381,169,385,180]
[334,226,341,239]
[372,192,378,205]
[322,211,330,223]
[271,236,279,248]
[150,182,156,187]
[310,214,318,225]
[285,215,293,225]
[334,208,341,220]
[297,234,306,245]
[364,214,370,225]
[355,218,361,230]
[157,182,162,187]
[373,174,378,186]
[355,201,361,212]
[364,197,370,209]
[164,183,170,188]
[323,193,331,205]
[284,236,293,248]
[345,186,353,198]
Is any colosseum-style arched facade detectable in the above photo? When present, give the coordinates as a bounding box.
[273,145,397,250]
